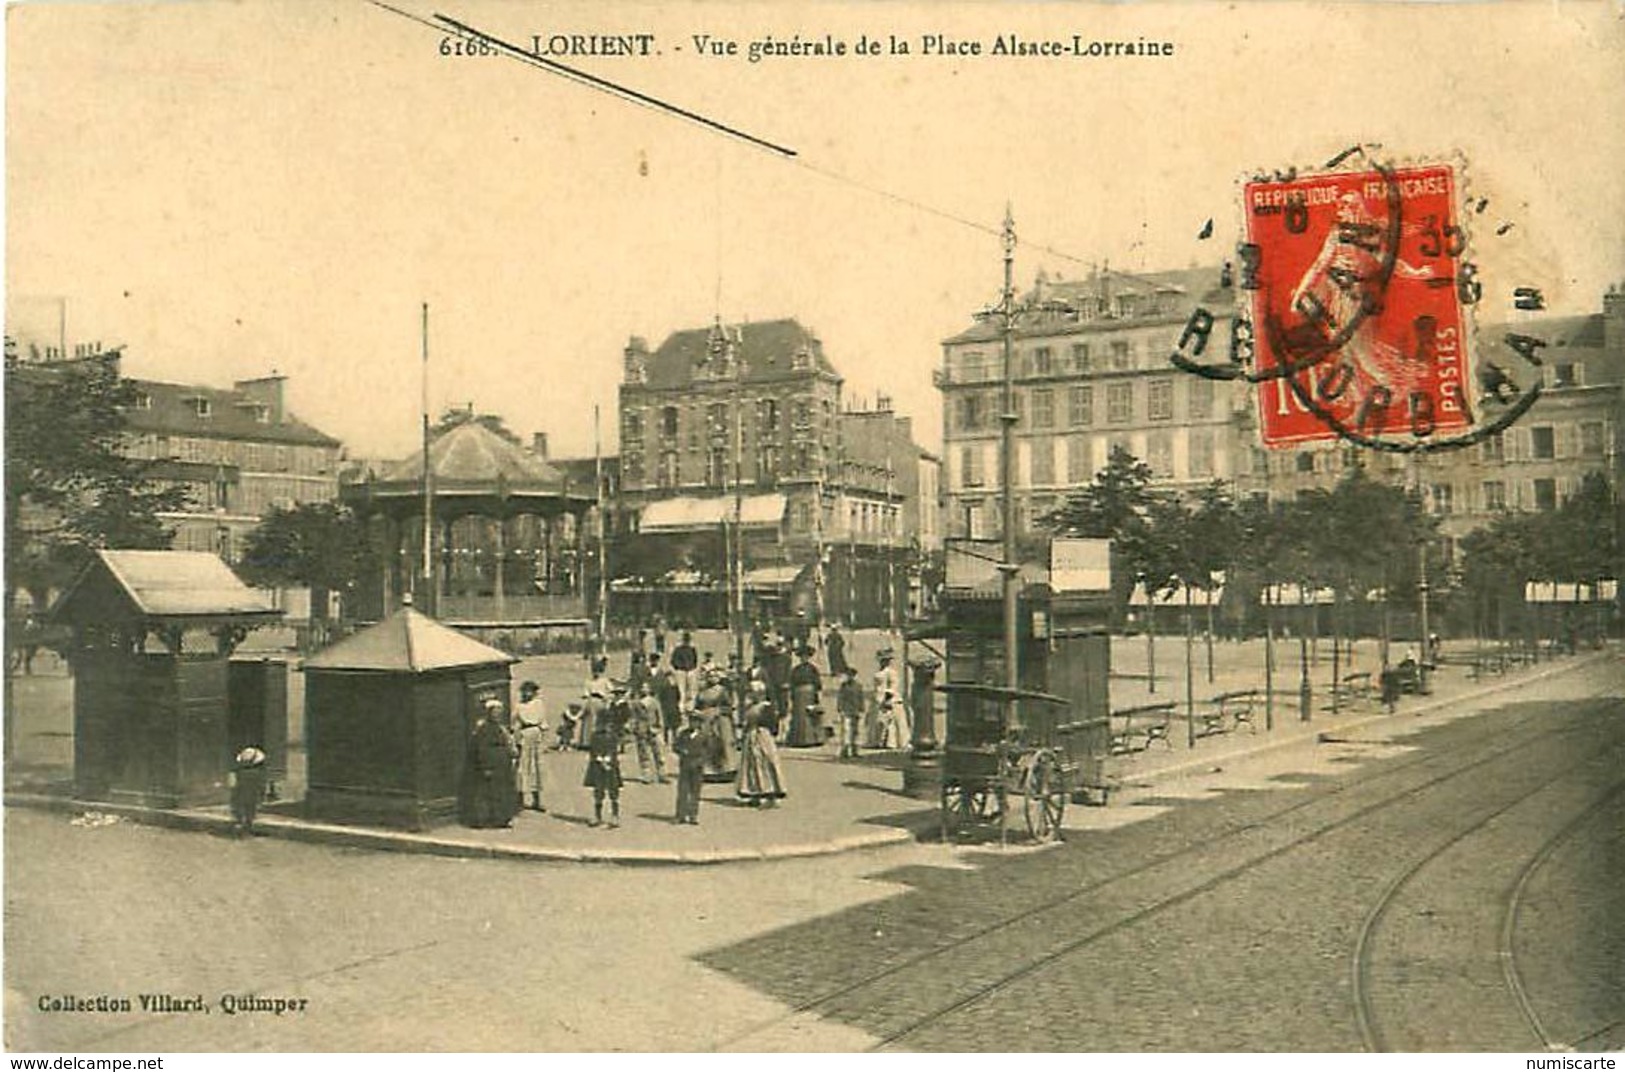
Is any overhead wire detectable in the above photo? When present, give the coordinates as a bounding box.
[369,1,1117,272]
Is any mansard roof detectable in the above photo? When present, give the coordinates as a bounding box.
[124,378,340,447]
[635,318,842,390]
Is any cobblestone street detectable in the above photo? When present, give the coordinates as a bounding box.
[5,653,1619,1051]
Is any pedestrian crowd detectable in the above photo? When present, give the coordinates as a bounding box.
[455,616,915,832]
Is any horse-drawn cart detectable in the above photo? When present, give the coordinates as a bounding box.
[937,681,1109,844]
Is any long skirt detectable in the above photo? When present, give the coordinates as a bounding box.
[675,765,703,823]
[700,711,738,781]
[735,727,787,801]
[882,701,913,749]
[785,683,822,747]
[514,728,546,797]
[460,767,518,828]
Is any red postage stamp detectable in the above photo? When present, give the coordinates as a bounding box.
[1244,163,1474,448]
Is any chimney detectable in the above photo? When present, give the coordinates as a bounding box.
[531,432,549,459]
[624,336,649,384]
[1604,284,1625,355]
[234,373,286,424]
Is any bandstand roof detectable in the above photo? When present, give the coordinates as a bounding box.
[304,604,517,673]
[367,420,576,498]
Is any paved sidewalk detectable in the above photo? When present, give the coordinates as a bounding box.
[6,645,1611,865]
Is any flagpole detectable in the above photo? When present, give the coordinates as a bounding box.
[420,302,434,614]
[595,404,608,640]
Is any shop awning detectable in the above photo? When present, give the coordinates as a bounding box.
[743,564,806,591]
[639,493,786,533]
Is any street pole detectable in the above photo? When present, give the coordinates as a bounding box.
[1264,583,1275,731]
[1413,452,1433,693]
[732,330,746,708]
[1299,583,1312,721]
[419,301,434,616]
[886,430,898,639]
[1184,585,1195,748]
[999,205,1021,693]
[594,404,607,642]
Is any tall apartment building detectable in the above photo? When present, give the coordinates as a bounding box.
[616,318,925,625]
[1255,286,1624,569]
[938,266,1243,538]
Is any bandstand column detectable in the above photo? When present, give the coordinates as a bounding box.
[493,513,507,619]
[438,517,453,606]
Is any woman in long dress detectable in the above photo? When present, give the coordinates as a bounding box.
[511,680,548,812]
[736,682,787,807]
[695,670,738,781]
[785,647,823,747]
[459,698,518,829]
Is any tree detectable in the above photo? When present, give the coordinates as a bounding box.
[1548,472,1617,584]
[4,352,191,761]
[1189,482,1239,678]
[1043,444,1156,540]
[433,406,522,446]
[238,502,378,618]
[4,354,190,610]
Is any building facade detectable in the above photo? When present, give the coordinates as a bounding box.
[938,266,1245,539]
[1252,287,1625,572]
[615,318,925,626]
[119,371,343,562]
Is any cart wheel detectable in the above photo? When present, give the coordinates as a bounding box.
[942,783,999,841]
[1024,752,1067,842]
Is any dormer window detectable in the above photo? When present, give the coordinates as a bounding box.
[254,404,270,424]
[189,397,212,419]
[132,390,153,410]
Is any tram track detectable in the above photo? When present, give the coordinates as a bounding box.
[714,692,1610,1052]
[1499,781,1625,1052]
[1350,741,1625,1052]
[868,711,1624,1052]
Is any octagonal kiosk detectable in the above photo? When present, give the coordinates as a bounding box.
[302,597,515,830]
[52,550,282,808]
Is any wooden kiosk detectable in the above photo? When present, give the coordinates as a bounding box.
[52,551,282,808]
[936,538,1114,840]
[302,597,516,830]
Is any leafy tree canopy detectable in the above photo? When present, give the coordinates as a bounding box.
[238,502,377,597]
[4,354,190,607]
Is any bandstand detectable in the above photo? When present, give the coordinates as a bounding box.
[343,419,598,630]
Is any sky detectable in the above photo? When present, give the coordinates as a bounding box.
[7,0,1625,463]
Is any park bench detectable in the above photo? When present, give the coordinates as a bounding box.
[1327,671,1375,711]
[1110,702,1175,754]
[1200,690,1261,736]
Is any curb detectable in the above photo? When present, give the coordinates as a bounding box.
[1122,649,1614,786]
[2,790,916,867]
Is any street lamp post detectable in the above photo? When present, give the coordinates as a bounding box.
[998,206,1021,693]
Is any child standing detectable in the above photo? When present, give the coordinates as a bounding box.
[583,712,624,828]
[229,745,267,837]
[672,710,706,825]
[836,666,864,759]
